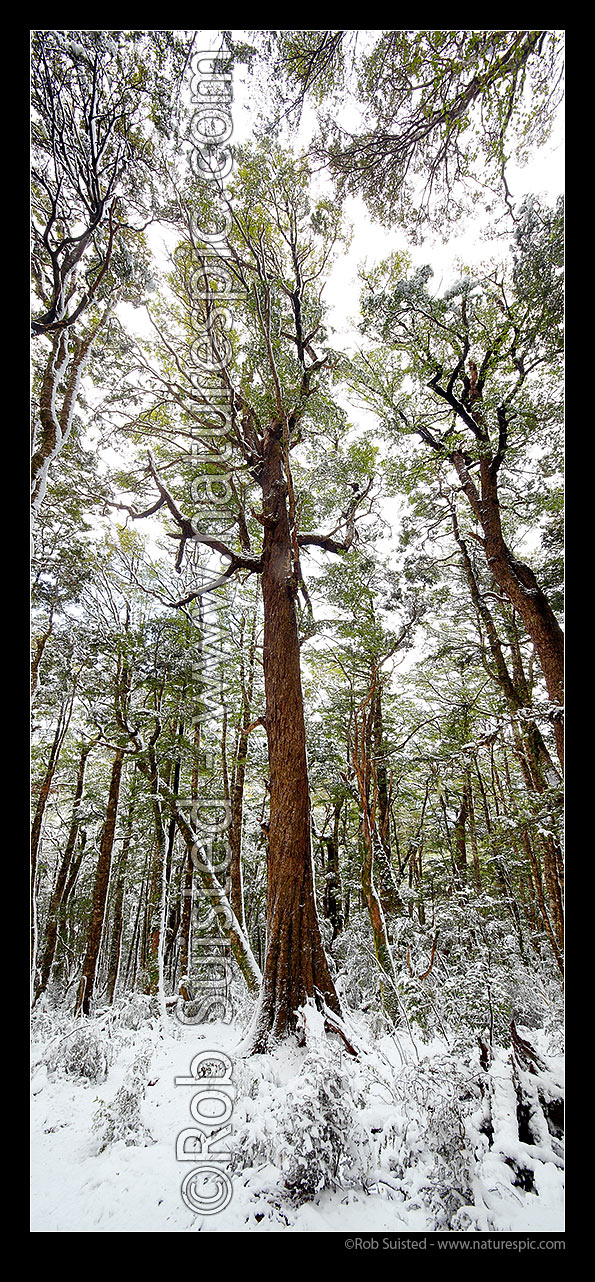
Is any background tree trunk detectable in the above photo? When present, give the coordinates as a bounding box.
[34,741,91,1002]
[75,748,125,1016]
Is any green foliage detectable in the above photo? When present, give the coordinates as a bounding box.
[252,30,564,234]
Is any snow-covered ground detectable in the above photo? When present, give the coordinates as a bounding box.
[30,998,564,1233]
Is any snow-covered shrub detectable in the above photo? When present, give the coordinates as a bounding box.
[93,1046,155,1151]
[231,1003,372,1204]
[280,1049,370,1201]
[109,992,161,1034]
[44,1021,113,1083]
[30,1003,73,1048]
[226,971,259,1030]
[374,1048,484,1228]
[331,912,389,1014]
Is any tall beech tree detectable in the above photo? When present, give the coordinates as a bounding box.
[348,198,564,767]
[31,29,193,515]
[115,144,381,1047]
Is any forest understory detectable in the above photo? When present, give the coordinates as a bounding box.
[31,905,564,1233]
[31,1002,564,1233]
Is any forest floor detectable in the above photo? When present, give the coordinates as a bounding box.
[30,997,564,1234]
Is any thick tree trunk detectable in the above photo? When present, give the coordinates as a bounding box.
[75,749,125,1016]
[451,451,564,769]
[106,858,127,1006]
[248,424,342,1050]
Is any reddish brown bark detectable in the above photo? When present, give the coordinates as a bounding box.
[450,447,564,769]
[451,503,561,786]
[178,705,202,996]
[452,510,563,950]
[75,748,125,1016]
[429,368,564,770]
[249,424,342,1049]
[371,685,400,917]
